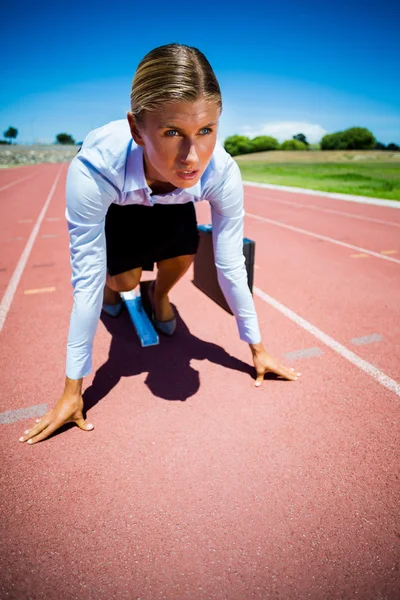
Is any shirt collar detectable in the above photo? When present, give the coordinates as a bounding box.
[123,141,202,198]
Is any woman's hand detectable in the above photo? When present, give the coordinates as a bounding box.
[250,342,301,387]
[19,378,93,445]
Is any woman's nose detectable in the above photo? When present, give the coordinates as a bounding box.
[180,141,199,165]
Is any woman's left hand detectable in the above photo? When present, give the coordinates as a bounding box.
[250,343,301,386]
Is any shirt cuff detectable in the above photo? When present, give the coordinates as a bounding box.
[236,316,262,344]
[66,350,92,380]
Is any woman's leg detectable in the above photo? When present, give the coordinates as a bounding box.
[154,254,195,321]
[104,267,143,304]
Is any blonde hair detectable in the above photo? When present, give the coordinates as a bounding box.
[130,43,222,121]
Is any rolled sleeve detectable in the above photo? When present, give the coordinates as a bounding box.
[65,157,116,379]
[209,159,261,344]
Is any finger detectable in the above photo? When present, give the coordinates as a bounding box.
[277,366,301,381]
[19,415,51,442]
[24,420,64,445]
[255,372,264,387]
[74,417,94,432]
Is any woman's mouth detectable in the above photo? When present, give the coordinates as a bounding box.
[176,169,200,181]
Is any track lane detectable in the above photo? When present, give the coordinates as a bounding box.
[0,163,57,191]
[0,167,399,600]
[244,184,400,224]
[245,192,400,258]
[0,164,64,300]
[246,191,400,229]
[0,165,64,332]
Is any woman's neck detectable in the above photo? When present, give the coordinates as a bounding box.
[148,180,177,196]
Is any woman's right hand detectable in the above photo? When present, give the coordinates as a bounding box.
[19,381,93,445]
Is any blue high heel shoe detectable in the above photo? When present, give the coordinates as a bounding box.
[140,280,176,336]
[102,302,123,317]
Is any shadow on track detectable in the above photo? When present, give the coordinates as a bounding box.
[83,305,255,410]
[30,305,284,442]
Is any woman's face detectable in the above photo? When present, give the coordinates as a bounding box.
[127,98,220,191]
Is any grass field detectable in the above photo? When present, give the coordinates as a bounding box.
[235,150,400,201]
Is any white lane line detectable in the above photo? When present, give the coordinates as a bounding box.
[246,192,400,229]
[254,286,400,398]
[243,180,400,208]
[0,404,48,425]
[284,347,324,360]
[0,166,63,333]
[0,173,36,193]
[351,333,384,345]
[246,212,400,265]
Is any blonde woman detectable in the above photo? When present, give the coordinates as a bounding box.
[19,43,301,445]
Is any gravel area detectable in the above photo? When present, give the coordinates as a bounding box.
[0,144,79,166]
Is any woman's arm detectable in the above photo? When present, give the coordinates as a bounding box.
[210,159,300,385]
[19,157,116,444]
[65,157,117,378]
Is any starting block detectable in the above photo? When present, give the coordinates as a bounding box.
[120,287,159,347]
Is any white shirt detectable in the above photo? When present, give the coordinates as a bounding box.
[65,119,261,379]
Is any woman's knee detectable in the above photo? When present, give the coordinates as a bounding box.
[158,254,195,271]
[106,268,142,292]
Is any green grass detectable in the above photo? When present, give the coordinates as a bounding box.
[237,162,400,201]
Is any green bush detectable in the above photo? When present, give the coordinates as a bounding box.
[56,133,76,145]
[321,127,376,150]
[320,132,345,150]
[280,139,308,151]
[251,135,279,152]
[224,135,254,156]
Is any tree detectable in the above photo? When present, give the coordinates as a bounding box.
[375,141,386,150]
[320,132,345,150]
[293,133,309,146]
[4,127,18,144]
[321,127,376,150]
[223,135,254,156]
[251,135,279,152]
[56,133,76,145]
[387,142,400,151]
[281,139,308,151]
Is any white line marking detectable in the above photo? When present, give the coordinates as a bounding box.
[246,212,400,265]
[351,333,383,345]
[246,192,400,229]
[0,174,36,193]
[254,286,400,397]
[243,180,400,208]
[24,286,56,295]
[284,347,324,360]
[0,404,48,425]
[0,166,63,332]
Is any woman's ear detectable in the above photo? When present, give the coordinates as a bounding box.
[127,112,145,146]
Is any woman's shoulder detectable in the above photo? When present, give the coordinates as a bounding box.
[77,119,134,187]
[201,141,241,198]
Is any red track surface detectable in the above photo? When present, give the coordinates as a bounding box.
[1,163,399,599]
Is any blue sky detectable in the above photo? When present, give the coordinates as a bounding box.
[1,0,399,145]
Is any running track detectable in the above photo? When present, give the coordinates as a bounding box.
[1,163,399,599]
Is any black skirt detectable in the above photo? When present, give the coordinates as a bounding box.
[105,201,200,276]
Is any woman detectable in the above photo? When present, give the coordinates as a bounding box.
[19,43,300,445]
